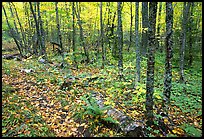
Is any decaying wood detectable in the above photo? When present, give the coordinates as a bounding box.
[92,91,145,137]
[2,53,22,60]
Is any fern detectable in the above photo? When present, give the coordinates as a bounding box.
[78,93,118,125]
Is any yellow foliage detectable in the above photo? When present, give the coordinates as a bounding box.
[172,127,185,135]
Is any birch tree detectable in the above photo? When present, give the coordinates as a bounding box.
[135,2,140,87]
[163,2,173,115]
[146,2,157,126]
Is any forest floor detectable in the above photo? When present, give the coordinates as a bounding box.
[2,42,202,137]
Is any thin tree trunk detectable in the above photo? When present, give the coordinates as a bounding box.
[146,2,157,127]
[65,2,71,52]
[163,2,173,115]
[8,3,23,50]
[100,2,105,68]
[75,2,90,63]
[2,4,23,56]
[157,2,162,52]
[117,2,124,80]
[29,2,40,55]
[95,3,99,62]
[111,10,117,58]
[23,2,32,51]
[188,2,194,67]
[106,2,111,51]
[142,2,148,56]
[128,2,133,52]
[72,2,77,68]
[37,2,47,58]
[11,2,27,54]
[135,2,140,88]
[55,2,65,65]
[179,2,191,83]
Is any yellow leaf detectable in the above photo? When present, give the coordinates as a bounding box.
[172,127,184,135]
[164,118,169,124]
[71,128,77,132]
[111,102,115,107]
[133,90,137,94]
[132,110,139,115]
[80,123,86,127]
[64,105,69,110]
[2,129,7,134]
[109,130,113,135]
[104,101,111,105]
[155,95,162,99]
[139,87,145,93]
[33,124,38,127]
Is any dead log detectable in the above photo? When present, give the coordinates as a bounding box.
[2,53,21,60]
[92,91,145,137]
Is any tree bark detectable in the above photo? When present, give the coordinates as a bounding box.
[135,2,141,88]
[11,2,27,54]
[146,2,157,126]
[188,2,194,67]
[72,2,77,68]
[179,2,191,83]
[55,2,65,65]
[100,2,105,68]
[37,2,47,58]
[128,2,133,52]
[106,2,111,50]
[117,2,124,80]
[157,2,163,52]
[29,2,40,55]
[141,2,148,56]
[163,2,173,116]
[111,10,117,58]
[75,2,90,63]
[2,4,23,56]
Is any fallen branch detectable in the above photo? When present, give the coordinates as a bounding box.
[91,91,145,137]
[2,53,21,60]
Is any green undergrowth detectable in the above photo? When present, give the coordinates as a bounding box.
[2,48,202,137]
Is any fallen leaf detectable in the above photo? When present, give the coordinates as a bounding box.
[2,129,7,134]
[172,127,185,135]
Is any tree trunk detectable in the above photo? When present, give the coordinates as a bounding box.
[106,2,111,51]
[128,2,133,52]
[92,92,145,137]
[37,2,47,58]
[95,3,99,62]
[23,2,32,52]
[100,2,105,68]
[8,3,23,52]
[75,2,90,63]
[11,2,27,54]
[72,2,77,68]
[163,2,173,116]
[135,2,141,88]
[111,10,117,58]
[157,2,163,52]
[188,2,194,67]
[29,2,40,55]
[65,2,71,53]
[117,2,124,80]
[179,2,191,83]
[146,2,157,127]
[141,2,148,56]
[2,4,23,56]
[55,2,65,65]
